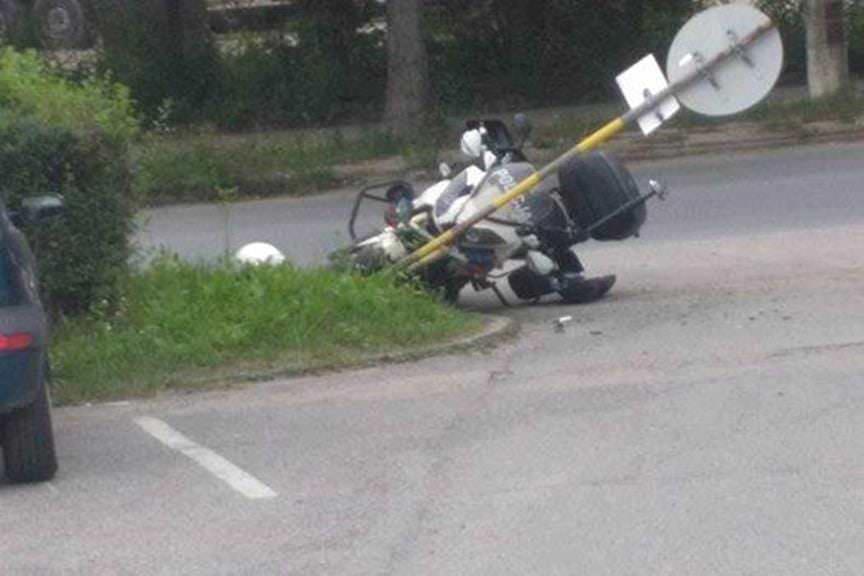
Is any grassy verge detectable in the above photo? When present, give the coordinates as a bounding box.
[676,90,864,130]
[50,258,481,405]
[133,128,438,205]
[523,91,864,152]
[133,90,864,206]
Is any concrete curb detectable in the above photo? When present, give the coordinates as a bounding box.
[350,313,518,366]
[179,314,519,388]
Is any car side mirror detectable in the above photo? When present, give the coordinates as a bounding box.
[21,195,64,223]
[9,195,65,228]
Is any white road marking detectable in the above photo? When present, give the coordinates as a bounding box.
[136,417,277,500]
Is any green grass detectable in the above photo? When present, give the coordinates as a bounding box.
[50,258,481,405]
[531,108,620,151]
[133,128,437,205]
[132,90,864,206]
[677,90,864,129]
[530,92,864,152]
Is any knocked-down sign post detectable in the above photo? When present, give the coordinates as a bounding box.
[397,4,784,272]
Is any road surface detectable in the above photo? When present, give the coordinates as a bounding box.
[3,142,864,575]
[136,141,864,265]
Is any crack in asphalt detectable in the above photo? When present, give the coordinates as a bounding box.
[378,345,521,574]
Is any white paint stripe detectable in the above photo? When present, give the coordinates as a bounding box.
[136,417,277,500]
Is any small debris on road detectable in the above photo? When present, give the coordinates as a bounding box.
[554,316,573,333]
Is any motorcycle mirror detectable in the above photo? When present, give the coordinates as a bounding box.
[513,113,532,145]
[19,195,65,224]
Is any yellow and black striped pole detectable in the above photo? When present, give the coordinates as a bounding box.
[397,20,775,273]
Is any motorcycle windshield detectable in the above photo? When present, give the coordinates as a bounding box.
[434,170,473,220]
[464,163,558,226]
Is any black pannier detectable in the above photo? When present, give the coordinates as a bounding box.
[557,151,646,241]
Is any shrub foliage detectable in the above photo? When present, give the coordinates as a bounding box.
[0,48,138,315]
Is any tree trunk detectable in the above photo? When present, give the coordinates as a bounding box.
[805,0,849,98]
[385,0,432,134]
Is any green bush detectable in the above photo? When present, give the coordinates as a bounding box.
[232,2,385,128]
[429,0,697,111]
[51,258,477,403]
[208,28,386,131]
[0,48,138,315]
[90,0,385,130]
[0,48,138,146]
[88,0,222,125]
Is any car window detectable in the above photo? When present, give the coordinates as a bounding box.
[0,228,17,307]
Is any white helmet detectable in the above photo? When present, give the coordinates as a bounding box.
[460,128,485,158]
[234,242,286,266]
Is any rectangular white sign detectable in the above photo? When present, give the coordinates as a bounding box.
[616,54,681,135]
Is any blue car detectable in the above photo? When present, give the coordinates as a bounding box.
[0,196,58,483]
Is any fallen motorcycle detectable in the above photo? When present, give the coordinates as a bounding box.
[334,4,785,307]
[323,5,785,309]
[339,116,666,306]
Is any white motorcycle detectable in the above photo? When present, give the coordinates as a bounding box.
[339,115,666,305]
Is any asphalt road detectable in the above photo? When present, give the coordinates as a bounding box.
[3,142,864,575]
[136,141,864,265]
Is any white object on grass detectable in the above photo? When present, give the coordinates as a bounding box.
[234,242,286,266]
